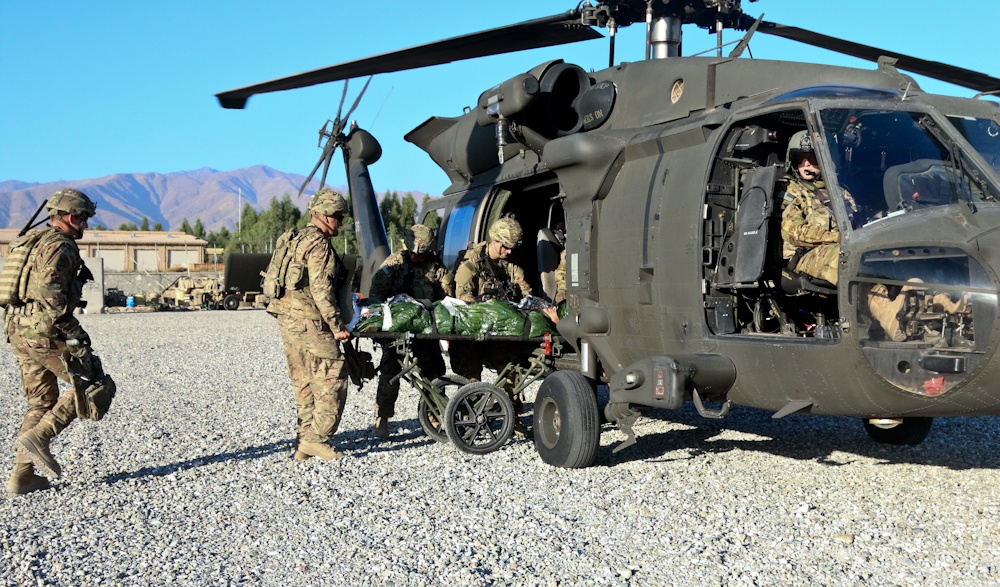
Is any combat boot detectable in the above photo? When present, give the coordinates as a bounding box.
[6,462,50,494]
[373,416,390,439]
[296,441,344,461]
[15,415,62,478]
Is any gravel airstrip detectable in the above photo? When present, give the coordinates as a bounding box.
[1,309,999,586]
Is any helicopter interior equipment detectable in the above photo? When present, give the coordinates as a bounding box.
[217,0,1000,468]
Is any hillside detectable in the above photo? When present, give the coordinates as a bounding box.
[0,166,427,231]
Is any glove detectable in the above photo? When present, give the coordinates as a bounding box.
[66,328,92,351]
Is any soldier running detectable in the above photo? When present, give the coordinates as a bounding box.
[6,189,111,494]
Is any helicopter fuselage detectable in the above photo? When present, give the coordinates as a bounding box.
[400,56,1000,422]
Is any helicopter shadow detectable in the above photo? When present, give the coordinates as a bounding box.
[597,405,1000,471]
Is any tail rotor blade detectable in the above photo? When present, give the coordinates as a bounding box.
[336,79,350,121]
[341,76,373,126]
[319,148,334,190]
[298,154,326,198]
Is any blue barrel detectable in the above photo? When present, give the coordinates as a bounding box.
[126,296,135,308]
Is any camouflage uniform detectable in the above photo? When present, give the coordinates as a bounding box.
[780,176,857,284]
[267,192,350,455]
[6,189,98,493]
[369,245,453,426]
[868,281,968,342]
[554,249,567,304]
[454,242,532,304]
[451,219,533,420]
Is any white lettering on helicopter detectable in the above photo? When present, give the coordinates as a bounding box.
[582,110,605,125]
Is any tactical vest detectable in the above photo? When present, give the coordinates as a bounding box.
[0,230,47,308]
[260,229,301,300]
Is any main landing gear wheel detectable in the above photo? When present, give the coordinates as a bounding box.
[223,294,240,311]
[863,417,934,445]
[534,371,600,468]
[444,382,515,455]
[418,375,469,443]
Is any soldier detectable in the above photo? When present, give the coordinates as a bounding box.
[454,217,532,304]
[452,217,536,437]
[780,130,857,285]
[266,188,352,461]
[369,224,453,439]
[6,189,103,494]
[553,248,567,304]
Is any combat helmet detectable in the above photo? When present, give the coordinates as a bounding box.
[404,224,435,254]
[307,188,348,217]
[46,188,96,219]
[786,130,815,167]
[488,217,523,249]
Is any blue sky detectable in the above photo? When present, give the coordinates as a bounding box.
[1,1,997,197]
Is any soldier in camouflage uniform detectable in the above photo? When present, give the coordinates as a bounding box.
[369,224,453,439]
[454,217,532,304]
[267,189,351,461]
[6,189,100,494]
[452,218,535,436]
[554,249,567,304]
[780,130,857,285]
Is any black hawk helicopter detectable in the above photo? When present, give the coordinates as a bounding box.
[217,0,1000,467]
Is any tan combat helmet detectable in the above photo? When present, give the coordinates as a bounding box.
[405,224,435,253]
[46,188,96,219]
[307,188,348,217]
[488,217,523,249]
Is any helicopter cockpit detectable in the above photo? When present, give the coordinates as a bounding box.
[946,113,1000,177]
[819,107,1000,227]
[702,96,1000,395]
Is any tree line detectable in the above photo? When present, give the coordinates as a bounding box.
[171,190,440,257]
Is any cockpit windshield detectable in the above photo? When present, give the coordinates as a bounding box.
[818,109,1000,227]
[947,115,1000,176]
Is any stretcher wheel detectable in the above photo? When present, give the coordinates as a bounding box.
[417,375,469,443]
[444,382,515,455]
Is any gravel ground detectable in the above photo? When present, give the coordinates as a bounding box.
[1,310,999,587]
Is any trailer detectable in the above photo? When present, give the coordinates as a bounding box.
[221,253,271,310]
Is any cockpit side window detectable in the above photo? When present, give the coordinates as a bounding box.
[819,109,1000,227]
[947,115,1000,176]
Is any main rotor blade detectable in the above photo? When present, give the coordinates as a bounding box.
[216,11,601,109]
[757,20,1000,94]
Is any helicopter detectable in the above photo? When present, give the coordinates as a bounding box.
[217,0,1000,468]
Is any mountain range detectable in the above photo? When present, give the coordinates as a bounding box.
[0,166,425,232]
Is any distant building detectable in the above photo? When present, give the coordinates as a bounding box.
[0,229,208,272]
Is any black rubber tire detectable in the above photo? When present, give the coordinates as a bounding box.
[533,371,600,468]
[445,382,515,455]
[223,294,240,311]
[863,417,934,445]
[417,375,469,443]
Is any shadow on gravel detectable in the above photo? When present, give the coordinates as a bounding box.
[597,404,1000,471]
[335,419,439,457]
[102,440,296,484]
